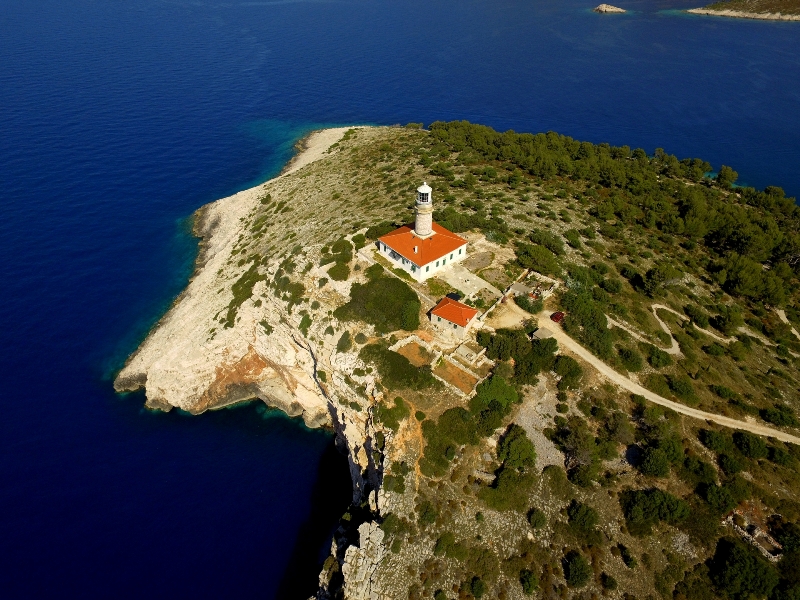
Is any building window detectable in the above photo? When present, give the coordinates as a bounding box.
[426,266,429,272]
[459,248,462,254]
[436,261,439,267]
[443,259,446,265]
[450,253,453,259]
[411,266,416,272]
[437,316,441,322]
[453,324,457,329]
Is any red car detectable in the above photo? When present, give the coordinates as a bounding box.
[550,311,565,324]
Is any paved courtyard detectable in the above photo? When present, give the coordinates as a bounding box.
[438,263,501,299]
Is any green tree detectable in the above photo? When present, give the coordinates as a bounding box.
[567,500,599,536]
[733,432,768,459]
[528,508,546,528]
[710,538,778,600]
[564,551,592,588]
[640,447,671,477]
[336,330,353,353]
[520,569,539,595]
[515,243,561,276]
[497,424,537,471]
[716,165,739,188]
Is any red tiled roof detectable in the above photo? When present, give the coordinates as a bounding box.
[431,297,478,328]
[378,223,467,266]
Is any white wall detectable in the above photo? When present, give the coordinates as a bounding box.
[377,241,468,282]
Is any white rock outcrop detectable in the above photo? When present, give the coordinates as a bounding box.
[114,128,355,427]
[594,4,626,12]
[341,522,386,600]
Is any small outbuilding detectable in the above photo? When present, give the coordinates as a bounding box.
[531,327,554,341]
[430,297,479,337]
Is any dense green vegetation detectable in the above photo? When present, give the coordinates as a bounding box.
[334,266,420,333]
[359,343,437,391]
[419,376,520,477]
[311,123,800,600]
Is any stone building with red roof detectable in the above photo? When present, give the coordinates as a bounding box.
[377,183,468,282]
[429,297,479,337]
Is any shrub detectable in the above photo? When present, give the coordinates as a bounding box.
[733,432,768,459]
[299,314,312,337]
[561,289,613,359]
[529,229,566,256]
[328,261,350,281]
[564,551,592,588]
[619,544,637,568]
[601,278,622,293]
[375,397,410,431]
[360,344,437,391]
[334,274,420,333]
[520,569,539,595]
[336,331,353,353]
[639,447,671,477]
[719,453,743,476]
[704,484,737,515]
[710,538,779,600]
[433,532,467,560]
[761,404,798,427]
[478,466,535,512]
[351,233,366,250]
[469,577,487,599]
[620,488,689,536]
[354,332,368,344]
[704,342,726,356]
[528,508,546,529]
[641,342,673,368]
[668,375,696,402]
[554,355,583,390]
[618,345,644,372]
[601,573,618,590]
[567,500,599,537]
[515,243,561,276]
[684,304,710,328]
[420,407,479,477]
[417,499,438,528]
[497,424,536,471]
[700,429,736,455]
[365,221,396,240]
[515,294,544,314]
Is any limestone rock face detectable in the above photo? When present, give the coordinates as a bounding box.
[341,522,386,600]
[594,4,626,12]
[113,128,356,427]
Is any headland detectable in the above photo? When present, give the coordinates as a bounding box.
[117,123,800,599]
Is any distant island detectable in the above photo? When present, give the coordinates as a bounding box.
[117,123,800,599]
[688,0,800,20]
[594,4,627,13]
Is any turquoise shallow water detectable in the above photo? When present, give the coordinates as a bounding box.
[0,0,798,597]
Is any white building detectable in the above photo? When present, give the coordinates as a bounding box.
[430,297,479,338]
[377,183,468,282]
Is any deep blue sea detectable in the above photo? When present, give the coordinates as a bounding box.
[1,0,798,597]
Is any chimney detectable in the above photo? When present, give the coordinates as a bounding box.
[413,246,418,253]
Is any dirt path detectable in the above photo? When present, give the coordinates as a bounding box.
[535,312,800,444]
[776,309,800,343]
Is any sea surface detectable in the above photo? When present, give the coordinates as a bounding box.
[0,0,798,597]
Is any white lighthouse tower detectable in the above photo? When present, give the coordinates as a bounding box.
[414,182,433,238]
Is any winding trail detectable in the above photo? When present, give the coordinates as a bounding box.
[533,310,800,444]
[776,309,800,343]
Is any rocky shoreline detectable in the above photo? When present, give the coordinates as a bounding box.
[114,126,412,599]
[686,7,800,20]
